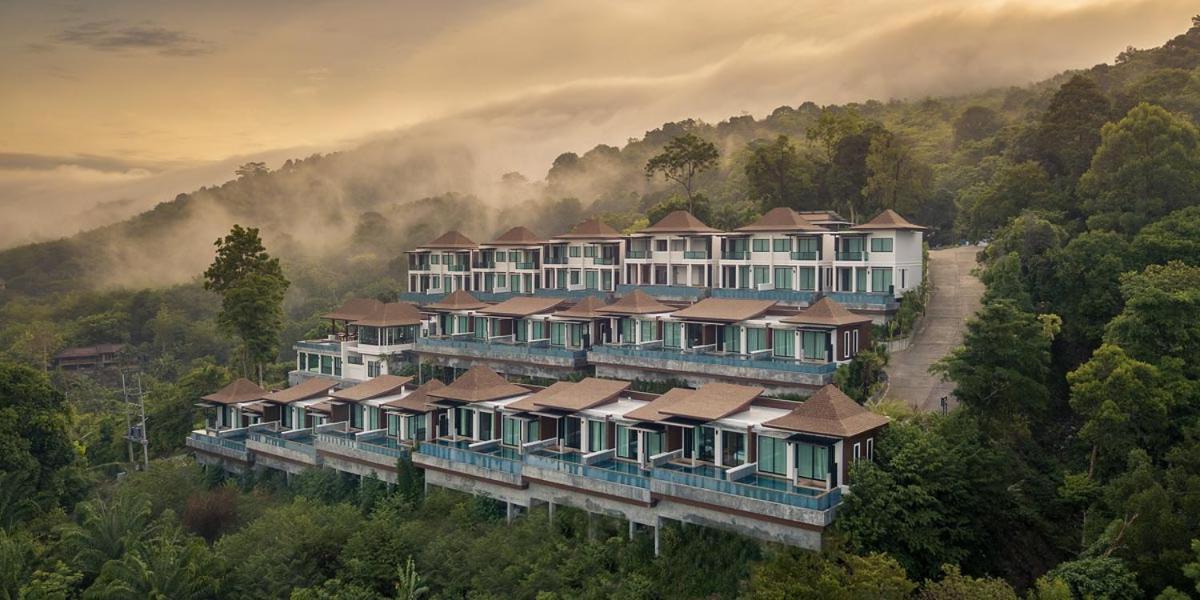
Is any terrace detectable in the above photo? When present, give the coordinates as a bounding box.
[414,336,588,368]
[588,344,838,387]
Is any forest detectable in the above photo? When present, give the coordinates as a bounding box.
[2,15,1200,600]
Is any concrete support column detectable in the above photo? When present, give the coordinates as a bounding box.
[506,501,514,524]
[786,441,797,484]
[580,419,590,453]
[587,512,595,541]
[636,431,646,467]
[628,520,635,540]
[714,429,723,468]
[548,501,556,530]
[653,517,662,557]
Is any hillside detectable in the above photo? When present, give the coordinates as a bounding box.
[2,20,1200,300]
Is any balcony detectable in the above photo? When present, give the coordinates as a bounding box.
[414,336,588,368]
[591,256,617,266]
[650,465,840,526]
[711,288,815,305]
[413,440,523,487]
[246,430,320,470]
[447,264,469,272]
[472,261,496,269]
[615,284,707,301]
[523,450,651,503]
[187,430,251,463]
[721,251,749,260]
[682,250,710,260]
[826,291,898,309]
[835,251,867,261]
[515,262,538,270]
[295,339,342,354]
[589,344,837,387]
[544,256,567,265]
[315,430,408,471]
[625,250,650,259]
[790,251,819,261]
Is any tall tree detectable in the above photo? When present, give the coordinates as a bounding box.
[1032,75,1111,181]
[953,106,1004,147]
[0,362,80,512]
[645,133,719,214]
[203,225,290,382]
[1132,206,1200,267]
[1103,261,1200,378]
[933,300,1055,432]
[1079,103,1200,234]
[863,131,932,218]
[954,160,1062,242]
[744,135,820,211]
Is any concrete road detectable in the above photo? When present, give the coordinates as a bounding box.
[883,245,984,412]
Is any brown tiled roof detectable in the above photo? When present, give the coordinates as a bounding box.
[507,378,630,412]
[554,218,622,239]
[639,210,719,234]
[601,289,674,315]
[554,296,611,319]
[762,384,889,437]
[622,388,695,422]
[263,377,339,405]
[425,289,488,311]
[798,210,850,225]
[321,298,384,322]
[670,298,776,323]
[850,209,926,231]
[658,383,763,421]
[306,401,335,415]
[478,296,566,318]
[382,380,446,413]
[354,302,424,327]
[201,378,267,405]
[422,230,478,249]
[330,374,414,402]
[489,226,544,246]
[427,366,528,403]
[736,208,828,233]
[781,296,871,327]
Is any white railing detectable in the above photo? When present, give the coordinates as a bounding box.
[726,462,757,482]
[583,448,615,465]
[649,449,682,468]
[521,438,556,455]
[468,439,500,451]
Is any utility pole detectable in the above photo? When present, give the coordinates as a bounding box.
[122,371,150,470]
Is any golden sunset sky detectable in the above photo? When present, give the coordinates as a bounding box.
[0,0,1194,245]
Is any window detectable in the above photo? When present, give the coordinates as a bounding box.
[621,318,635,343]
[307,353,320,371]
[746,327,768,352]
[696,427,715,462]
[530,320,546,340]
[455,407,474,438]
[639,320,657,342]
[774,267,793,290]
[866,438,875,461]
[387,414,401,437]
[773,330,795,358]
[870,238,893,252]
[795,442,830,481]
[569,245,581,258]
[752,239,769,252]
[721,430,746,467]
[430,255,439,265]
[601,271,613,291]
[758,436,787,475]
[502,416,522,446]
[798,267,816,291]
[585,270,598,289]
[496,273,507,288]
[457,316,469,333]
[551,322,565,345]
[351,404,363,429]
[616,425,638,459]
[367,360,381,377]
[856,268,867,293]
[670,239,685,252]
[795,237,819,257]
[584,245,596,258]
[737,266,750,289]
[588,420,606,452]
[664,322,682,349]
[478,411,493,440]
[722,325,740,353]
[563,417,581,449]
[853,442,862,462]
[844,331,851,358]
[645,431,664,457]
[570,270,581,286]
[655,239,668,252]
[773,238,791,252]
[871,267,894,293]
[570,323,582,347]
[801,331,826,360]
[853,330,860,353]
[406,414,427,441]
[753,266,769,286]
[474,317,488,340]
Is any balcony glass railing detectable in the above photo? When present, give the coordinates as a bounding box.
[651,467,840,511]
[515,262,538,270]
[189,432,248,453]
[625,250,650,259]
[544,256,568,264]
[835,251,867,261]
[592,257,616,265]
[525,451,649,488]
[418,441,522,475]
[589,345,837,375]
[711,288,816,303]
[415,337,586,361]
[790,251,819,260]
[295,340,341,353]
[683,250,709,259]
[447,264,468,272]
[249,432,317,457]
[827,291,895,306]
[721,251,749,260]
[615,284,706,299]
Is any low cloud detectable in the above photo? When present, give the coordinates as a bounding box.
[54,21,214,56]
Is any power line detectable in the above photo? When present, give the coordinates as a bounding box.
[120,371,149,470]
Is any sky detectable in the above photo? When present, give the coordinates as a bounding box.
[0,0,1194,247]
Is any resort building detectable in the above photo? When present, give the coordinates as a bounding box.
[542,218,625,292]
[624,211,721,288]
[53,343,126,371]
[292,298,425,385]
[188,367,889,551]
[406,230,477,294]
[474,226,545,294]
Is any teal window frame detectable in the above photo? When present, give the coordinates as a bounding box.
[588,420,606,452]
[773,330,795,358]
[871,267,893,293]
[502,416,521,446]
[616,425,637,459]
[569,246,581,258]
[752,239,768,252]
[664,322,682,349]
[774,267,793,290]
[801,330,826,360]
[795,442,829,481]
[745,327,767,352]
[870,238,893,252]
[758,436,788,476]
[772,238,791,252]
[798,267,816,291]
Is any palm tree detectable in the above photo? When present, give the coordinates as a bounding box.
[85,527,218,599]
[396,556,429,600]
[66,496,153,579]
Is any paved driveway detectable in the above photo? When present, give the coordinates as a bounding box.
[883,245,983,412]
